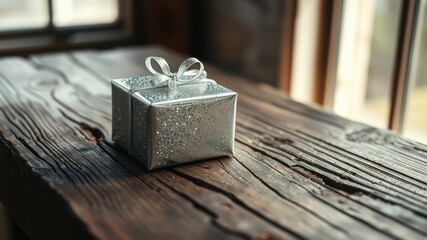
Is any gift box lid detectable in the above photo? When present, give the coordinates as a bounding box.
[113,76,236,105]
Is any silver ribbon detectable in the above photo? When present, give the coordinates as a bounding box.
[145,56,208,89]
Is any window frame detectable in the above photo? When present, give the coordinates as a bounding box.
[282,0,423,136]
[0,0,135,56]
[389,0,421,131]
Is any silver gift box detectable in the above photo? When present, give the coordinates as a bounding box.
[112,76,237,170]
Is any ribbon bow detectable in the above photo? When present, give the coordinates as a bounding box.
[145,56,207,89]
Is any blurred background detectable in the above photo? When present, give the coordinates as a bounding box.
[0,0,426,239]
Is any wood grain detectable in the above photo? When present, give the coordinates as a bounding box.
[0,46,426,240]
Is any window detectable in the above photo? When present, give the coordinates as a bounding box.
[0,0,130,53]
[333,0,401,129]
[286,0,427,144]
[53,0,119,27]
[0,0,49,31]
[0,0,120,31]
[403,0,427,143]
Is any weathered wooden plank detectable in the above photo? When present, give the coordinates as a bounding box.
[0,46,426,240]
[0,56,236,240]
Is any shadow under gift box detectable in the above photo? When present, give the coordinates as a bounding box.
[112,77,237,170]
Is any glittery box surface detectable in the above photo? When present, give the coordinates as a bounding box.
[112,76,237,170]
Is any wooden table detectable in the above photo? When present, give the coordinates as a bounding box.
[0,46,426,240]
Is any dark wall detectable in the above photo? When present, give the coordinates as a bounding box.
[191,0,284,86]
[140,0,191,54]
[140,0,285,86]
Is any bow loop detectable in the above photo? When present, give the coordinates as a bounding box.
[145,56,207,89]
[145,57,172,76]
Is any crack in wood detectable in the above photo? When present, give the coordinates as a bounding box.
[170,169,306,240]
[236,141,427,238]
[153,174,252,240]
[78,122,105,142]
[231,155,351,236]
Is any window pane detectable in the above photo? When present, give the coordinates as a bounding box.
[403,0,427,143]
[0,0,49,31]
[333,0,401,128]
[53,0,119,27]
